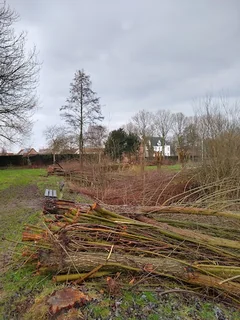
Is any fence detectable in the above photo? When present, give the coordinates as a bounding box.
[0,154,80,167]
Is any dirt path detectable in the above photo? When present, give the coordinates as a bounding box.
[0,184,43,271]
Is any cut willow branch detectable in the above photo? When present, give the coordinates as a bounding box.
[140,206,240,220]
[20,199,240,304]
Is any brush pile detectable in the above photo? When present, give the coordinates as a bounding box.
[67,169,197,206]
[22,199,240,304]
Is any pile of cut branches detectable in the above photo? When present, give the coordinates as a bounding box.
[67,169,197,206]
[21,199,240,305]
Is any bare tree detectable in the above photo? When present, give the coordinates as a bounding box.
[132,110,154,167]
[85,125,107,147]
[123,121,138,135]
[183,116,200,160]
[60,69,103,164]
[44,125,69,163]
[132,110,154,143]
[154,109,173,158]
[194,96,240,183]
[0,2,40,143]
[172,112,188,149]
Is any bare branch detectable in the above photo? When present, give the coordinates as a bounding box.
[0,1,40,144]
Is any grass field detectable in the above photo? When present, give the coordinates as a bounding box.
[0,169,62,318]
[145,164,182,171]
[0,168,239,319]
[0,168,45,190]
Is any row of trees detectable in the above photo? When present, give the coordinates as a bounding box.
[1,2,239,173]
[43,65,240,166]
[125,110,190,158]
[105,98,240,164]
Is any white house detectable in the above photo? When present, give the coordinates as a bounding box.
[147,137,171,157]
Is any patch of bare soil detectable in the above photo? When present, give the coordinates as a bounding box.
[0,184,43,211]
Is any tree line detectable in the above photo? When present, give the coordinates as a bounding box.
[1,1,240,174]
[45,67,240,166]
[105,100,240,163]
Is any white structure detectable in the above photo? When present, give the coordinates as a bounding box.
[146,138,171,157]
[153,145,171,157]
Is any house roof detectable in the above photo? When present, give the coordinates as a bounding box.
[148,137,161,146]
[147,137,170,146]
[17,148,37,155]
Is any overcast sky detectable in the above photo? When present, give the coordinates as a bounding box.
[6,0,240,151]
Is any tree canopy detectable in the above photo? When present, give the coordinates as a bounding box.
[105,128,140,160]
[60,69,103,162]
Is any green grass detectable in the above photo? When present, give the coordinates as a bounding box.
[0,168,62,247]
[0,168,63,194]
[0,168,63,318]
[131,164,182,173]
[0,168,46,191]
[145,164,182,171]
[0,168,92,318]
[84,290,240,320]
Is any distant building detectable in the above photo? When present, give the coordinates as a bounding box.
[38,148,52,154]
[17,148,38,156]
[84,147,104,154]
[0,152,14,156]
[146,137,171,157]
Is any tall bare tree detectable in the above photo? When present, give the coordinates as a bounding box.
[44,125,69,163]
[183,116,200,160]
[172,112,188,149]
[0,2,40,143]
[60,69,103,164]
[154,109,173,157]
[132,110,154,167]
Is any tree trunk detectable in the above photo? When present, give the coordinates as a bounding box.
[79,79,83,167]
[161,137,165,159]
[40,251,240,297]
[140,139,145,172]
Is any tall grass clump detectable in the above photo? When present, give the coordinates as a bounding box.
[192,96,240,209]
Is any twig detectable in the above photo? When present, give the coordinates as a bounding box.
[107,245,114,261]
[157,289,205,297]
[219,275,240,285]
[74,264,104,284]
[155,170,182,206]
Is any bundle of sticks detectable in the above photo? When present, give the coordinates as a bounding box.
[22,199,240,304]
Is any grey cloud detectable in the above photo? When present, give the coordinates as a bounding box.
[6,0,240,150]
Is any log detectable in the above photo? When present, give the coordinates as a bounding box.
[40,251,240,298]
